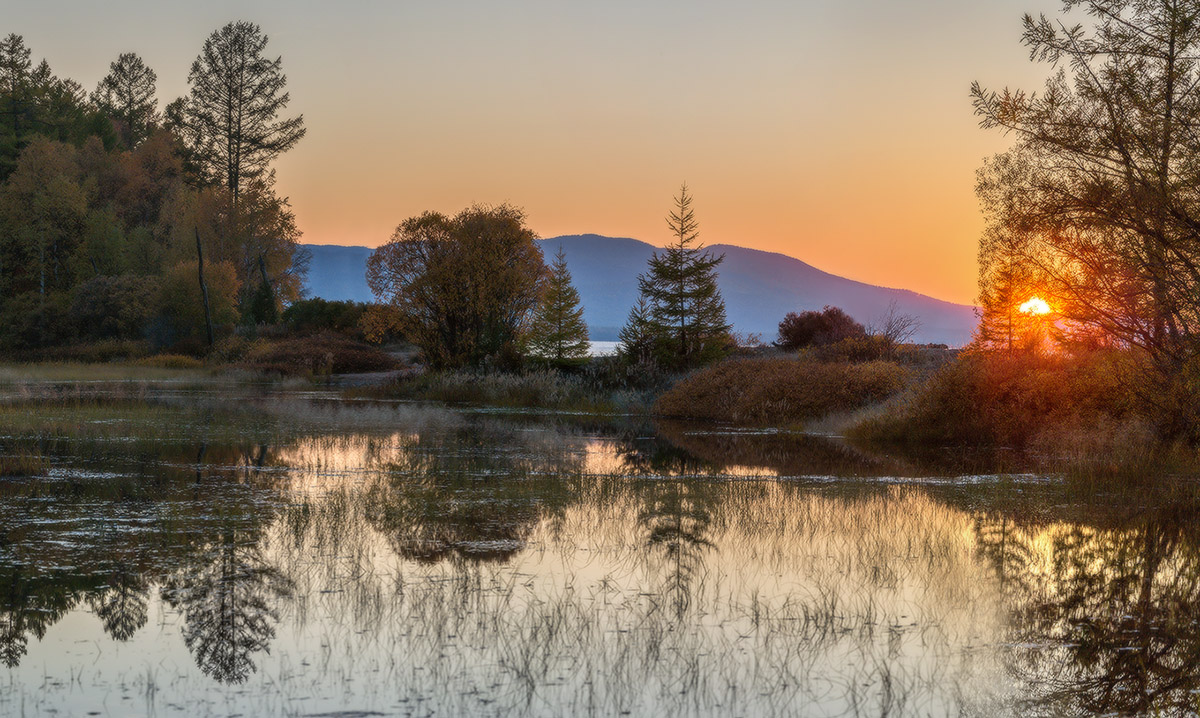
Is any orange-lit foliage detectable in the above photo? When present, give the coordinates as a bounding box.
[850,349,1141,448]
[654,357,911,426]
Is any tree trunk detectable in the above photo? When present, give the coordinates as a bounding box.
[196,227,215,348]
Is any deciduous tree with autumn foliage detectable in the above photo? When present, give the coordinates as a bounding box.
[366,204,547,369]
[972,0,1200,439]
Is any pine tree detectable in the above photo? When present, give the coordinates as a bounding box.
[618,294,656,365]
[0,34,34,178]
[636,184,731,368]
[172,22,305,203]
[526,246,590,365]
[92,53,158,148]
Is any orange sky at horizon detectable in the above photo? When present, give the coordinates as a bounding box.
[9,0,1063,306]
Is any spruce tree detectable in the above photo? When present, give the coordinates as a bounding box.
[618,294,655,365]
[526,246,590,365]
[636,184,731,368]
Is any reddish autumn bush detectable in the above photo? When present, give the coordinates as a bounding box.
[242,331,399,376]
[776,306,867,350]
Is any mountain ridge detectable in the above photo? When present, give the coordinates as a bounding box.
[300,234,978,346]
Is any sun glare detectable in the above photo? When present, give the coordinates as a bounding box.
[1019,297,1052,316]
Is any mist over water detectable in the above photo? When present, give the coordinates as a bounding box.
[0,383,1197,717]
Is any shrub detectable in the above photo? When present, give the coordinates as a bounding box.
[653,357,912,426]
[134,354,205,369]
[69,275,159,341]
[282,298,368,338]
[848,349,1141,448]
[53,339,150,362]
[0,292,73,353]
[241,331,399,376]
[776,306,866,350]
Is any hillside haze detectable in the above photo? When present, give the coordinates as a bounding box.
[302,235,978,345]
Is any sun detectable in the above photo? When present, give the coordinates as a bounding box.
[1019,297,1052,316]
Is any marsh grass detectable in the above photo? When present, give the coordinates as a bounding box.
[0,449,46,477]
[357,367,660,415]
[0,361,211,384]
[248,477,1008,717]
[654,357,912,426]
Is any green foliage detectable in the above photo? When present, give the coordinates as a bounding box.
[367,204,546,369]
[0,292,72,353]
[282,298,368,337]
[654,357,912,426]
[69,275,159,341]
[617,295,656,366]
[0,31,306,359]
[630,184,731,370]
[244,280,279,326]
[525,246,589,366]
[157,260,241,348]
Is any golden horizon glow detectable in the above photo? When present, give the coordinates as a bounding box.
[1019,297,1052,316]
[7,0,1065,306]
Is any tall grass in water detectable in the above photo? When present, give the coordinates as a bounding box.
[232,477,1009,718]
[0,449,46,477]
[361,367,660,415]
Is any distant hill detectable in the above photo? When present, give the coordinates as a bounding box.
[302,245,376,303]
[301,235,978,345]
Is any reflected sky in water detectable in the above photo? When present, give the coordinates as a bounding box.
[0,384,1198,717]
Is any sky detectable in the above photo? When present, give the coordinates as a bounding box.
[7,0,1063,305]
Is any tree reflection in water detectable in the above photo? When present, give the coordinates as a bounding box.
[159,444,294,684]
[978,504,1200,717]
[161,526,292,684]
[86,562,151,642]
[620,435,717,619]
[363,422,586,564]
[0,563,78,668]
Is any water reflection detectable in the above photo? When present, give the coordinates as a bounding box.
[0,563,77,668]
[161,527,292,683]
[2,388,1200,715]
[978,507,1200,717]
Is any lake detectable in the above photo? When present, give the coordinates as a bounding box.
[0,380,1197,717]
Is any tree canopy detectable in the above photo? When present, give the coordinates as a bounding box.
[92,53,158,149]
[168,22,305,203]
[366,204,547,369]
[0,28,306,356]
[972,0,1200,436]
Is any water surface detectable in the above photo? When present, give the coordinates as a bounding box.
[1,382,1197,717]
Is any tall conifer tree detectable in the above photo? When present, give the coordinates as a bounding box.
[635,184,731,368]
[92,53,158,148]
[172,22,305,203]
[526,246,590,365]
[618,294,656,365]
